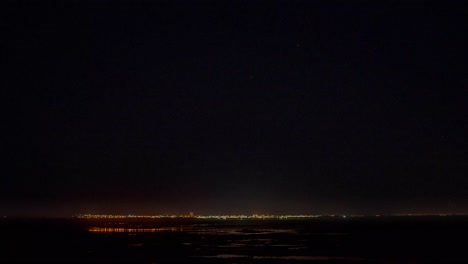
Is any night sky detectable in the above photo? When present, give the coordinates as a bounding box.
[2,0,467,217]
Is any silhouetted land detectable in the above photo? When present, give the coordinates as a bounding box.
[2,216,468,263]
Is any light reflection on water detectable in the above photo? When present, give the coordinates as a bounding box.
[88,227,182,233]
[89,226,299,234]
[86,227,387,262]
[195,255,382,262]
[187,228,296,235]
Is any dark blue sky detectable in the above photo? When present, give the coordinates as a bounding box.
[2,0,467,216]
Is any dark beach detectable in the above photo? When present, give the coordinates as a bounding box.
[2,216,468,263]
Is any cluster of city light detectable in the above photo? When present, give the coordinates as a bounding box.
[76,214,190,219]
[76,213,325,220]
[195,214,323,220]
[75,213,455,220]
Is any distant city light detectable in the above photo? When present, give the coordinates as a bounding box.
[74,213,453,220]
[75,213,324,220]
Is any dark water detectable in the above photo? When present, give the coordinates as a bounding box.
[2,216,468,263]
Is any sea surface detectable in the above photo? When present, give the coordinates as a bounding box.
[1,216,468,263]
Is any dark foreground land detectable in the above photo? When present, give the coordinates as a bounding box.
[1,216,468,263]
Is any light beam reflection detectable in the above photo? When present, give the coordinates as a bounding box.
[88,227,182,233]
